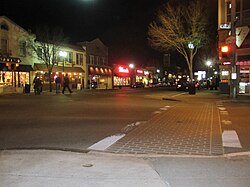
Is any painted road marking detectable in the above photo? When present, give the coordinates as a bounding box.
[153,111,162,114]
[221,120,232,125]
[88,134,125,151]
[160,108,168,111]
[220,111,229,115]
[121,121,145,132]
[218,107,227,111]
[171,92,186,97]
[222,130,242,148]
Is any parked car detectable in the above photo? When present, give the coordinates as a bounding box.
[131,82,145,88]
[176,81,189,91]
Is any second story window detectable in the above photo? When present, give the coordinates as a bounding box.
[37,47,43,59]
[76,53,83,65]
[68,52,73,63]
[89,55,94,65]
[1,39,8,54]
[19,41,27,57]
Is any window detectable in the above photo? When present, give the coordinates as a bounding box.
[37,48,43,58]
[96,56,100,65]
[1,39,8,54]
[76,53,83,65]
[89,55,94,65]
[19,41,26,56]
[0,23,9,31]
[68,52,73,63]
[101,57,106,65]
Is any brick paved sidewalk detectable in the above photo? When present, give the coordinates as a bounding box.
[107,99,223,156]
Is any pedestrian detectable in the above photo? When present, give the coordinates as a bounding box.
[62,74,72,94]
[55,76,61,94]
[33,76,42,95]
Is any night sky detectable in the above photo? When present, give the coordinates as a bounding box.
[1,0,217,68]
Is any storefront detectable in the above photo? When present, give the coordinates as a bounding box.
[238,61,250,94]
[33,63,85,91]
[219,61,250,95]
[135,69,149,85]
[113,65,131,87]
[88,66,113,89]
[0,57,32,93]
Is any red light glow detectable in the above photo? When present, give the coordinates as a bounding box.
[221,46,229,53]
[118,66,129,73]
[136,69,143,74]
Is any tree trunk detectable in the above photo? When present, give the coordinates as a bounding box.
[48,70,52,92]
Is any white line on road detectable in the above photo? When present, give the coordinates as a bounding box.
[171,92,186,97]
[160,108,168,111]
[88,134,125,151]
[153,111,162,114]
[222,130,242,148]
[221,120,232,125]
[218,107,227,111]
[220,110,228,115]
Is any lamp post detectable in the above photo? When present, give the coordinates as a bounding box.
[129,63,135,87]
[59,51,67,74]
[206,60,212,79]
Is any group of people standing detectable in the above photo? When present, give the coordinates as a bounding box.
[33,74,72,95]
[55,74,72,94]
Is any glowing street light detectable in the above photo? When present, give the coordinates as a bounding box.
[59,51,67,73]
[129,63,135,69]
[206,60,212,78]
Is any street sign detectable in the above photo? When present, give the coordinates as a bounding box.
[225,36,236,44]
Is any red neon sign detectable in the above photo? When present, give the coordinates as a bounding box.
[118,66,129,73]
[136,69,144,74]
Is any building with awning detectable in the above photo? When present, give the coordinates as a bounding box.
[78,38,112,89]
[0,16,35,93]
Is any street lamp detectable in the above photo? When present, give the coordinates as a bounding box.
[129,63,135,86]
[59,51,67,73]
[129,63,134,69]
[206,60,212,79]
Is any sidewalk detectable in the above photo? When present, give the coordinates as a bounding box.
[0,150,167,187]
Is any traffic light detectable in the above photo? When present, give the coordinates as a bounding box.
[221,45,230,58]
[219,44,232,62]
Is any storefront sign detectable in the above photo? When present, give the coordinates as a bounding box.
[118,66,129,74]
[136,69,143,74]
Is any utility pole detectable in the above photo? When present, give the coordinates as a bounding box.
[230,0,237,99]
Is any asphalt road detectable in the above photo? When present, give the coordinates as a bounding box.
[0,87,180,151]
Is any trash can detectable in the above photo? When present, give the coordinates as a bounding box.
[24,84,30,93]
[188,82,196,95]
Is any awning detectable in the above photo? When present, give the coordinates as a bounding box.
[16,64,33,72]
[0,62,33,72]
[34,64,85,73]
[89,66,112,76]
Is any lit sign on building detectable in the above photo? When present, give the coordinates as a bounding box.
[136,69,143,74]
[222,62,231,65]
[118,66,129,73]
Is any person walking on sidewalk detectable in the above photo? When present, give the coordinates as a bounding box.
[62,74,72,94]
[55,76,61,94]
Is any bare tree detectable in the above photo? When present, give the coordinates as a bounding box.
[148,0,208,80]
[29,26,68,92]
